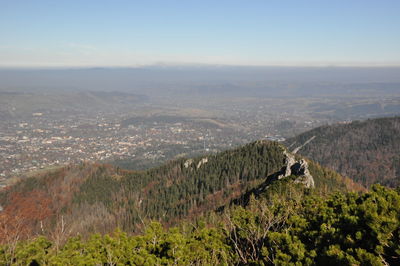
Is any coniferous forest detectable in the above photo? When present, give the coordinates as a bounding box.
[1,184,399,265]
[286,116,400,187]
[1,0,400,264]
[0,139,399,265]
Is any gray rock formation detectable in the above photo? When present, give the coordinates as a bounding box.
[276,150,315,188]
[277,151,296,179]
[184,159,194,168]
[196,157,208,169]
[291,159,315,188]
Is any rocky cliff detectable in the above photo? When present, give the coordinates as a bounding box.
[277,151,315,188]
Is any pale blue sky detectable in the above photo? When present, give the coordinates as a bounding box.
[0,0,399,67]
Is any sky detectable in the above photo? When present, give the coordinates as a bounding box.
[0,0,399,67]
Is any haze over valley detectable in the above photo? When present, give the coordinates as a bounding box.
[1,1,400,264]
[1,67,400,184]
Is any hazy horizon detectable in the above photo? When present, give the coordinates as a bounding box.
[1,1,399,67]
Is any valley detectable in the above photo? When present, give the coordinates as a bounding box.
[2,75,399,186]
[2,0,400,264]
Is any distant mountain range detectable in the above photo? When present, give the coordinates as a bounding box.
[1,67,400,98]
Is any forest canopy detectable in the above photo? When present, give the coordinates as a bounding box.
[1,185,399,265]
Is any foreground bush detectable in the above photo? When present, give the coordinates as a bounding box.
[1,185,399,265]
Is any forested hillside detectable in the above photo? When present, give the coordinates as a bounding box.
[286,116,400,187]
[1,184,398,265]
[0,141,360,245]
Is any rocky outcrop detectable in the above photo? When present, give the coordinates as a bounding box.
[277,151,296,179]
[274,150,315,188]
[225,148,316,210]
[291,159,315,188]
[183,157,208,169]
[184,159,194,168]
[197,157,208,169]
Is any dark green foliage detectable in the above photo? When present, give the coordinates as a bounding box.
[299,185,400,265]
[1,140,359,238]
[71,140,358,232]
[70,141,287,230]
[0,224,233,265]
[225,184,400,265]
[1,185,399,265]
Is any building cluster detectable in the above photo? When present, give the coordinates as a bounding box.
[0,105,321,186]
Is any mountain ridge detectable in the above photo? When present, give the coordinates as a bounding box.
[285,116,400,187]
[0,140,361,240]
